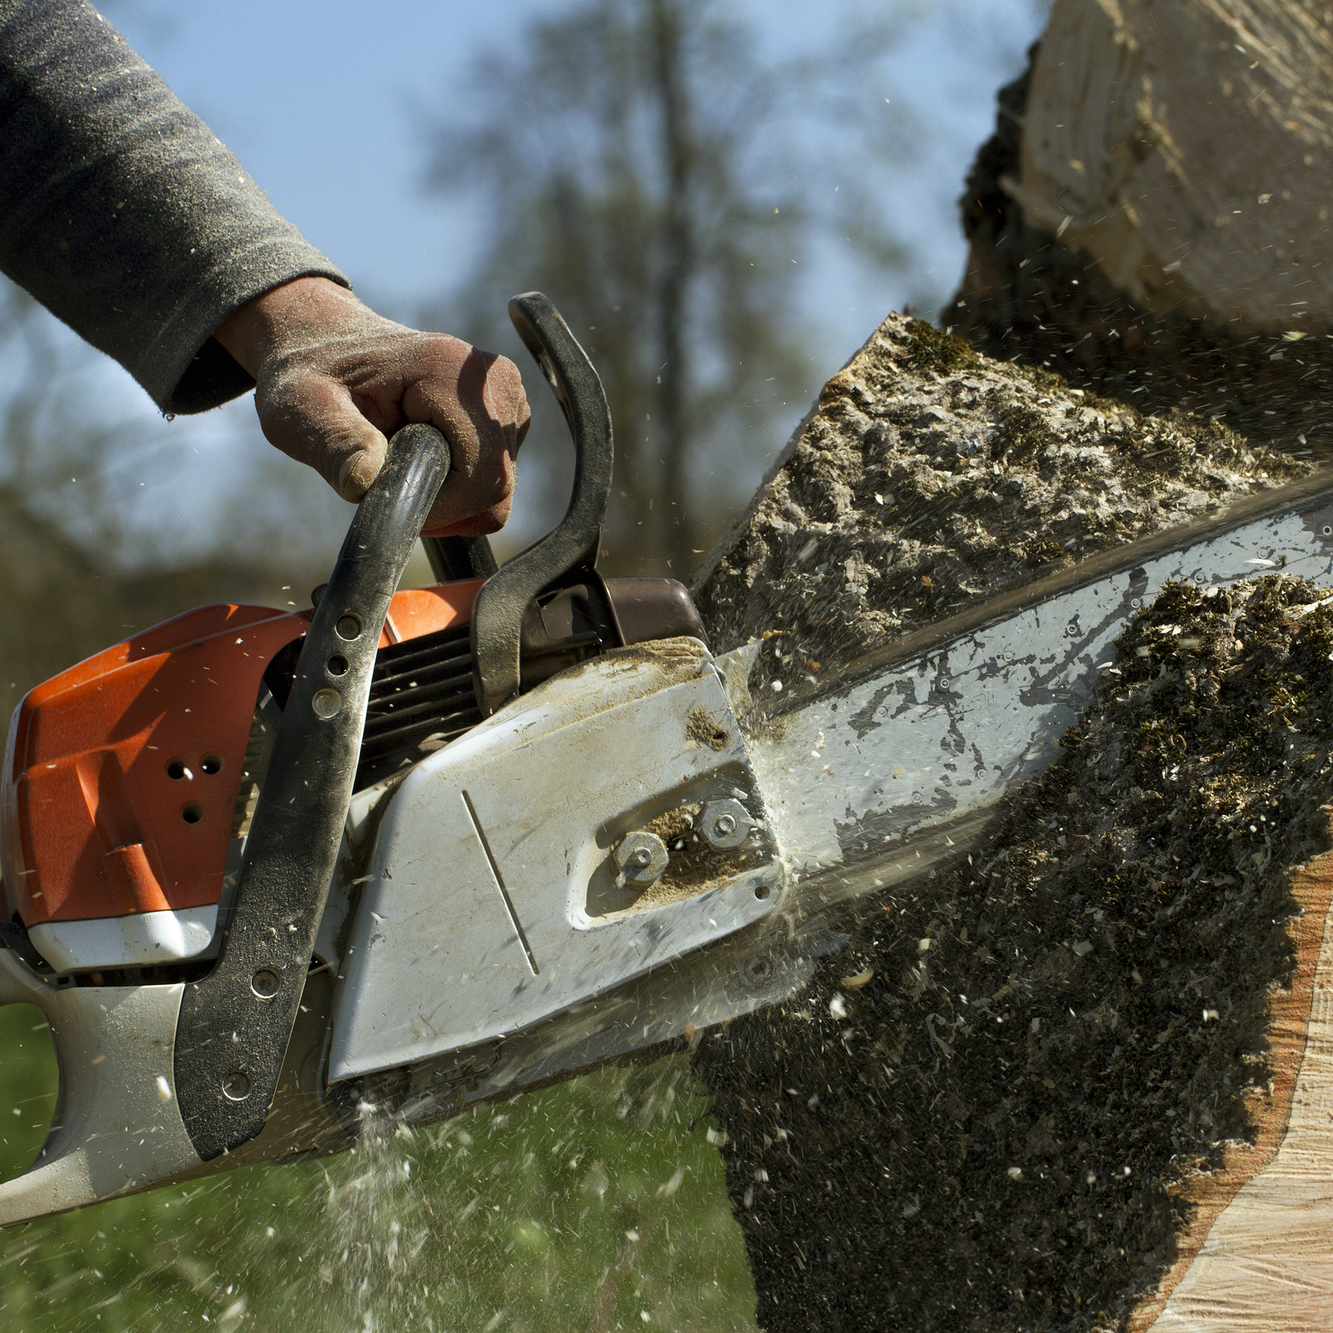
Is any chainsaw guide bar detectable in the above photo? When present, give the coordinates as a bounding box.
[751,466,1333,883]
[3,293,1333,1227]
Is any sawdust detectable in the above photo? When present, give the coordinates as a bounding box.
[646,805,699,845]
[695,574,1333,1331]
[694,312,1310,703]
[685,705,730,751]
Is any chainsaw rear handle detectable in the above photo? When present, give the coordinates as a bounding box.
[470,292,615,715]
[172,422,452,1161]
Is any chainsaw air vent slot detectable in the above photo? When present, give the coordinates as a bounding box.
[355,622,480,791]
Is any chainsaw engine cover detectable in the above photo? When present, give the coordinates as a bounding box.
[1,577,699,974]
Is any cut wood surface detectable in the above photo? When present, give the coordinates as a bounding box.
[1009,0,1333,329]
[1141,843,1333,1330]
[944,0,1333,455]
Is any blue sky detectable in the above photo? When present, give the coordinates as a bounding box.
[20,0,1049,568]
[108,0,1046,322]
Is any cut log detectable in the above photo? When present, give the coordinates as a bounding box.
[689,5,1333,1325]
[1009,0,1333,329]
[691,313,1333,1330]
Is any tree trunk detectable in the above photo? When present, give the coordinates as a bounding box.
[691,3,1333,1328]
[650,0,696,573]
[943,0,1333,458]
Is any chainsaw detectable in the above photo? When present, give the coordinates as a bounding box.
[4,293,1333,1228]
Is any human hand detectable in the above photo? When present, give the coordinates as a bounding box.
[213,277,530,535]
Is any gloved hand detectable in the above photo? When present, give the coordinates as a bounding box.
[213,276,530,535]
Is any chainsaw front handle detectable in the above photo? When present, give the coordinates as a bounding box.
[172,422,452,1161]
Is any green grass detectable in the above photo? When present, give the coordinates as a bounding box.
[0,1007,756,1332]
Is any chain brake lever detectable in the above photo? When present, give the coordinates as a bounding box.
[469,292,614,716]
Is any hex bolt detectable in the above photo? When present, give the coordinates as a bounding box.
[613,831,669,885]
[700,798,751,850]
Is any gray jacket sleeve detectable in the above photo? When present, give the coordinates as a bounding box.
[0,0,350,414]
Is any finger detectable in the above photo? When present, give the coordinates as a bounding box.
[256,372,388,502]
[420,445,515,535]
[421,484,514,539]
[479,352,531,454]
[405,347,524,531]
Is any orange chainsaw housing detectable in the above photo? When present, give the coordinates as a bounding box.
[1,582,482,933]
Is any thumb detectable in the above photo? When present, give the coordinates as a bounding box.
[334,432,387,502]
[255,371,389,503]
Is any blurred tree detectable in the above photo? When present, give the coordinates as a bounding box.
[425,0,913,577]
